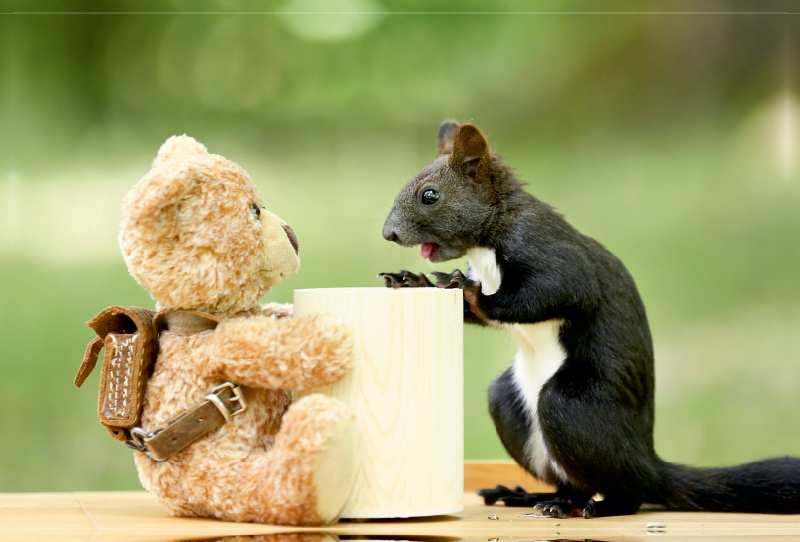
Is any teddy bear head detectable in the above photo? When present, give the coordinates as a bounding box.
[119,135,299,315]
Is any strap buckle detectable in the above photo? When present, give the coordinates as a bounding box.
[206,382,247,421]
[124,382,246,461]
[125,427,161,454]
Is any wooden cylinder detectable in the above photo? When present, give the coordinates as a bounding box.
[294,287,464,519]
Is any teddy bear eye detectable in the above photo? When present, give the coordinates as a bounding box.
[251,203,261,218]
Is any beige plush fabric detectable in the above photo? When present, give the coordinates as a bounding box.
[120,135,357,525]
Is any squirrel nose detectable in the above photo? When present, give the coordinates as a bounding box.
[382,223,400,243]
[382,212,401,243]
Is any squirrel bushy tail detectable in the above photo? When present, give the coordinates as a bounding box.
[654,456,800,513]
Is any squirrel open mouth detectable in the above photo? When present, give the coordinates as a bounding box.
[421,242,440,260]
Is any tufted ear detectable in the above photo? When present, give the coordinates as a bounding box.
[152,134,208,168]
[449,123,490,180]
[437,120,459,156]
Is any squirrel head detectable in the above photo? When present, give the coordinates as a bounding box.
[382,121,521,263]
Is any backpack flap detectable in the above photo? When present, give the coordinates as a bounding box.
[76,306,157,442]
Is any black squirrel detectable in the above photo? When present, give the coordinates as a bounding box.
[379,120,800,518]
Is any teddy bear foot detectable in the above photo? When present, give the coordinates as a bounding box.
[270,394,359,525]
[309,401,359,523]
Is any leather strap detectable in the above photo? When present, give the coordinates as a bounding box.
[75,336,104,388]
[75,306,157,388]
[129,383,246,461]
[76,308,219,389]
[77,305,232,455]
[154,310,222,336]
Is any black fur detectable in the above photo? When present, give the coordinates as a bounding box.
[382,121,800,517]
[488,368,533,471]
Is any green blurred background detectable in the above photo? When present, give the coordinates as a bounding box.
[2,1,799,492]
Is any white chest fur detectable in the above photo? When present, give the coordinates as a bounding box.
[466,247,503,295]
[466,248,569,484]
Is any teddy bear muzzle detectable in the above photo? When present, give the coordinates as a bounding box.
[283,224,299,255]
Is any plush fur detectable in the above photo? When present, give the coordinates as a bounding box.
[120,135,358,526]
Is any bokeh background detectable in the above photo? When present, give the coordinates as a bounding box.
[2,1,798,491]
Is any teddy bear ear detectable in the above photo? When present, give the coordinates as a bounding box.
[152,135,208,168]
[121,166,198,238]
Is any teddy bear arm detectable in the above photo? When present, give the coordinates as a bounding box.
[206,314,354,390]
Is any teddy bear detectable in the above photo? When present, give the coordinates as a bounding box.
[117,135,358,526]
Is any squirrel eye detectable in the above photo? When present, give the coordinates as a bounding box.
[251,202,261,217]
[421,189,440,205]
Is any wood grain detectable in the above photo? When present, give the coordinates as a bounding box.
[463,459,556,493]
[5,488,800,540]
[294,287,464,519]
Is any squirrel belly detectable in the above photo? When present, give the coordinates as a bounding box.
[468,248,571,486]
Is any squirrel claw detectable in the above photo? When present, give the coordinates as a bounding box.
[582,498,597,519]
[532,499,574,519]
[430,270,486,319]
[430,269,469,289]
[378,270,433,288]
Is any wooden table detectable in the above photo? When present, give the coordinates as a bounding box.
[3,461,800,541]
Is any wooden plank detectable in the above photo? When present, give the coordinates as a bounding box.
[73,491,269,537]
[463,459,555,493]
[0,487,798,539]
[295,287,464,519]
[68,491,800,539]
[0,492,95,538]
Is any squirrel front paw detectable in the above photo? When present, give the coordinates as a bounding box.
[430,270,487,319]
[378,270,434,288]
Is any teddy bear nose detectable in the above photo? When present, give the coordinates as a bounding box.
[283,224,299,255]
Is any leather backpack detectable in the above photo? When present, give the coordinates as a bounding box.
[75,306,246,461]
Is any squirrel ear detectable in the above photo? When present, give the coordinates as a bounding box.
[449,123,490,179]
[153,135,208,168]
[437,120,459,155]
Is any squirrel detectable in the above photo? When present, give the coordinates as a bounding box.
[379,120,800,519]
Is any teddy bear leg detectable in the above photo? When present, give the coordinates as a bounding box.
[293,394,359,524]
[271,393,358,525]
[225,394,357,525]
